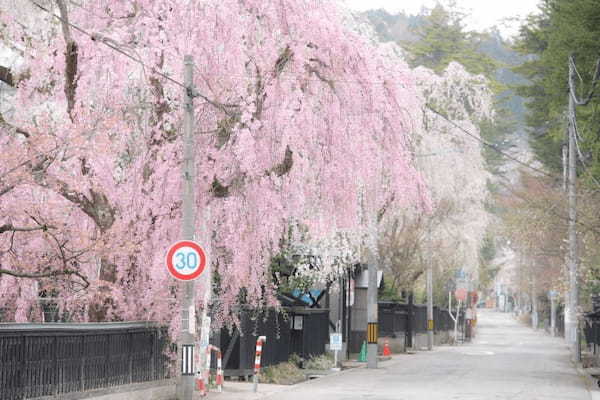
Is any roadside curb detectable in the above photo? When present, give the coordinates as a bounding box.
[576,366,600,393]
[258,355,401,399]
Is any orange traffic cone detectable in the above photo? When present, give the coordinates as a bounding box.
[195,376,207,397]
[383,340,392,356]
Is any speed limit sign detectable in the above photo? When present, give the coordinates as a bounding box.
[166,240,206,281]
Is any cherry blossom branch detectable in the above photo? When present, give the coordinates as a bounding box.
[35,173,115,231]
[56,0,79,117]
[0,223,54,234]
[0,267,90,288]
[0,216,91,288]
[0,184,15,198]
[32,1,240,115]
[0,111,31,138]
[0,65,14,87]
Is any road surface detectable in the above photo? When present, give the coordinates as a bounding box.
[254,309,591,400]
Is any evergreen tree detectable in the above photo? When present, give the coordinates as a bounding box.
[514,0,600,185]
[404,4,499,81]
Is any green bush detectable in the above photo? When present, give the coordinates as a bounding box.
[303,354,334,370]
[259,361,305,385]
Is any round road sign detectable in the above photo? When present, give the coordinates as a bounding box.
[166,240,206,281]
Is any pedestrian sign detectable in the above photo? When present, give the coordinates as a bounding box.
[330,333,342,351]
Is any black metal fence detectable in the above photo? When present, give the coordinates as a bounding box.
[219,308,329,375]
[379,303,458,335]
[379,302,464,340]
[0,322,172,400]
[556,310,565,337]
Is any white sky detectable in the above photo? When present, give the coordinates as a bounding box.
[342,0,541,37]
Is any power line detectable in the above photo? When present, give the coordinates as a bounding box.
[30,1,184,89]
[29,1,240,111]
[425,105,557,179]
[21,0,581,185]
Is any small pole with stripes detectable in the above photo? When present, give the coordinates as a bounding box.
[253,336,267,393]
[215,347,224,392]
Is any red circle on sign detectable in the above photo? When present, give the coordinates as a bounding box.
[166,240,206,281]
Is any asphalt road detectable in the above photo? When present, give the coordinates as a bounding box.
[256,309,591,400]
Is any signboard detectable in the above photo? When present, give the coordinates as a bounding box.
[200,316,211,348]
[292,315,304,330]
[455,288,467,302]
[466,308,473,320]
[330,333,342,351]
[355,270,383,288]
[166,240,206,281]
[188,305,196,335]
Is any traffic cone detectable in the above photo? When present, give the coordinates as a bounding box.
[195,377,207,397]
[358,340,367,362]
[382,339,392,356]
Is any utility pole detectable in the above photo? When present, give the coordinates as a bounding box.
[177,55,197,400]
[426,225,433,351]
[427,260,434,350]
[367,250,378,369]
[566,58,580,361]
[550,291,557,337]
[564,53,600,361]
[531,270,538,330]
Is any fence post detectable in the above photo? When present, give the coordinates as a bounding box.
[150,331,156,381]
[128,332,133,384]
[20,334,26,399]
[105,333,110,387]
[406,293,414,349]
[54,335,59,395]
[80,335,85,392]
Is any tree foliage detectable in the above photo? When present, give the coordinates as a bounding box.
[0,1,428,328]
[514,0,600,185]
[403,4,499,82]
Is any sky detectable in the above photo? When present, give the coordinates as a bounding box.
[342,0,541,37]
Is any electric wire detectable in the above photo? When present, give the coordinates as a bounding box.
[29,0,239,111]
[425,105,556,179]
[568,55,600,188]
[21,1,597,187]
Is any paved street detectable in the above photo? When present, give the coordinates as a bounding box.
[218,310,591,400]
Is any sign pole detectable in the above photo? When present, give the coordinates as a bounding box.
[176,54,197,400]
[331,321,342,371]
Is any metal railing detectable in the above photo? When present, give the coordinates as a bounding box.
[0,322,172,400]
[379,302,459,336]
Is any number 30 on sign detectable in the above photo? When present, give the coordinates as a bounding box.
[166,241,207,281]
